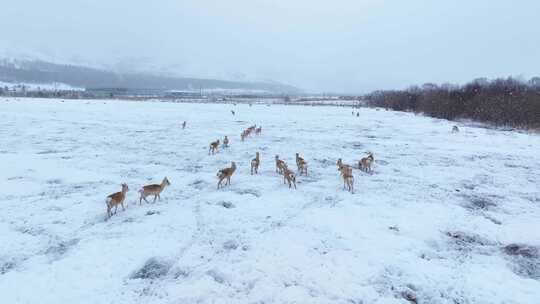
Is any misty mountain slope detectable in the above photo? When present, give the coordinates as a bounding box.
[0,59,300,93]
[0,98,539,304]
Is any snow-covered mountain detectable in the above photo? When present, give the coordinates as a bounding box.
[0,58,300,94]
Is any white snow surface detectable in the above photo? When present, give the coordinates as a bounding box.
[0,98,539,304]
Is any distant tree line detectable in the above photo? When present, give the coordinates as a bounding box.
[364,77,540,130]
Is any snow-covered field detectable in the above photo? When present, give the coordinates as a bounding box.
[1,98,539,304]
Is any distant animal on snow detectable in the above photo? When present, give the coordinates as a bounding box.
[251,152,260,175]
[209,139,220,154]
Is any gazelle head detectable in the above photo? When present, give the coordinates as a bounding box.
[163,177,171,186]
[121,183,129,192]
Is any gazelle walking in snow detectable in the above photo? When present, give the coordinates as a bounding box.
[223,136,229,148]
[282,166,297,189]
[106,183,129,219]
[139,177,171,204]
[217,162,237,189]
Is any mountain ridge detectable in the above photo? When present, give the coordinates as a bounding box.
[0,58,301,93]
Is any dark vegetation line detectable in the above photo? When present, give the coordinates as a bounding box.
[364,77,540,130]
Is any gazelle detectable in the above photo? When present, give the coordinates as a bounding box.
[139,177,171,204]
[209,139,220,154]
[106,183,129,219]
[452,125,459,133]
[296,153,308,175]
[282,167,297,189]
[251,152,260,175]
[275,155,286,174]
[359,152,374,173]
[337,158,352,172]
[217,162,237,189]
[339,166,354,193]
[255,126,262,135]
[223,136,229,148]
[337,158,354,192]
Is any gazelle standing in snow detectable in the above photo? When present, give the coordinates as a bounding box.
[275,155,286,174]
[106,183,129,219]
[251,152,260,175]
[296,153,308,175]
[337,158,354,193]
[139,177,171,204]
[223,136,229,148]
[359,152,374,173]
[209,139,220,154]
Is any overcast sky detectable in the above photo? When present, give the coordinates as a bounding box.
[1,0,539,93]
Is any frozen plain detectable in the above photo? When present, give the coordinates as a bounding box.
[0,98,539,304]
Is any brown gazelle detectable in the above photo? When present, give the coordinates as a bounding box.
[340,166,354,193]
[337,158,352,173]
[106,183,129,219]
[359,152,374,173]
[217,162,237,189]
[223,136,229,148]
[282,167,297,189]
[139,177,170,204]
[296,153,308,175]
[275,155,286,174]
[251,152,260,175]
[209,139,220,154]
[337,158,354,192]
[255,126,262,135]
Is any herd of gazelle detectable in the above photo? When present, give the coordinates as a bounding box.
[105,121,376,219]
[106,177,171,219]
